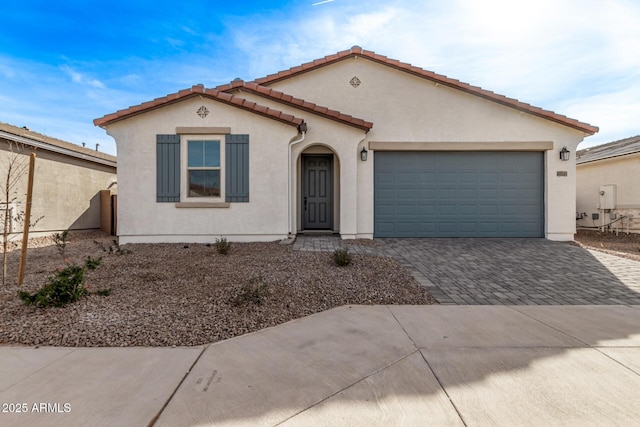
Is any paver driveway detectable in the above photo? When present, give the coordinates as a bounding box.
[294,236,640,305]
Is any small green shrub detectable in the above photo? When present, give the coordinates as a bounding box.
[85,256,102,270]
[19,264,87,307]
[333,247,351,266]
[232,275,268,306]
[19,257,101,308]
[94,239,132,255]
[52,230,69,259]
[95,288,111,297]
[215,237,231,255]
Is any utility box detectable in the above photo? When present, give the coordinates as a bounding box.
[598,184,617,210]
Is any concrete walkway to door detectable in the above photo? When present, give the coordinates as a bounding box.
[293,236,640,305]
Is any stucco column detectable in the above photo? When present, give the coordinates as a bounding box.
[339,146,359,239]
[546,138,581,241]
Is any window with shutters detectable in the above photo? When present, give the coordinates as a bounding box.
[187,140,221,197]
[181,136,225,201]
[157,133,248,204]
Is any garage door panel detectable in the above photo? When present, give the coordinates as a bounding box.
[437,189,457,199]
[376,203,396,215]
[520,203,542,215]
[438,204,457,215]
[376,188,396,199]
[520,222,543,233]
[478,172,499,183]
[459,172,477,182]
[478,204,499,215]
[438,172,457,183]
[458,188,477,199]
[397,172,415,183]
[501,204,519,215]
[458,204,478,215]
[479,222,500,233]
[458,222,479,232]
[375,172,396,186]
[418,204,436,215]
[478,188,498,199]
[417,188,436,199]
[374,152,544,237]
[397,222,416,233]
[437,222,458,233]
[499,222,519,233]
[397,189,415,199]
[501,188,519,199]
[397,204,415,215]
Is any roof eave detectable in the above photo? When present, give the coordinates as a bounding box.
[0,130,117,168]
[94,87,304,129]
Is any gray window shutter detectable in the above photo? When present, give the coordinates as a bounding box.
[225,134,249,202]
[156,134,180,202]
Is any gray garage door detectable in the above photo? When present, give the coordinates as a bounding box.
[374,152,544,237]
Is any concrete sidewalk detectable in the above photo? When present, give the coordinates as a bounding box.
[1,305,639,426]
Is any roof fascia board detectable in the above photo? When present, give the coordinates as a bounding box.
[95,90,303,129]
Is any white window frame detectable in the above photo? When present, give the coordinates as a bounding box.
[180,135,225,202]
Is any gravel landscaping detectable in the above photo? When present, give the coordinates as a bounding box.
[0,231,435,347]
[574,229,640,262]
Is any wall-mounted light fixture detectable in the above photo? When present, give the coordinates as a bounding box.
[559,146,570,161]
[298,122,308,133]
[360,147,368,161]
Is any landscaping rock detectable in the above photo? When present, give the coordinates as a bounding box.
[0,231,435,347]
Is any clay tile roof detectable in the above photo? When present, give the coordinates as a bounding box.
[252,47,598,135]
[94,85,304,129]
[0,121,116,167]
[219,81,373,132]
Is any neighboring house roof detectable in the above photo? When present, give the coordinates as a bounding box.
[94,85,306,129]
[216,79,373,132]
[576,135,640,164]
[0,121,116,168]
[252,46,599,136]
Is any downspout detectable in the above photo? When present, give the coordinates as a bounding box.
[288,122,307,236]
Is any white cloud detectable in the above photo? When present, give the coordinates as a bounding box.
[60,65,105,89]
[224,0,640,146]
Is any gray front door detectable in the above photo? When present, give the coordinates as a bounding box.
[302,155,333,230]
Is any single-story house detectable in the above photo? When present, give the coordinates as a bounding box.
[576,136,640,233]
[94,46,597,244]
[0,121,117,239]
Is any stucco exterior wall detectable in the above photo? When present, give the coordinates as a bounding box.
[0,142,116,238]
[102,56,593,243]
[234,90,367,238]
[268,58,588,241]
[105,97,301,243]
[576,153,640,233]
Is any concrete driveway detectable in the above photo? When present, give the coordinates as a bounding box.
[294,236,640,305]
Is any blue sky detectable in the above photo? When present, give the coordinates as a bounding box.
[1,0,639,156]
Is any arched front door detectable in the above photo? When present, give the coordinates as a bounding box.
[302,154,333,230]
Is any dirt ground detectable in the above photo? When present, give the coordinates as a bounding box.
[573,229,640,262]
[0,231,434,347]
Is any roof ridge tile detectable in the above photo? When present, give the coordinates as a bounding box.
[224,81,372,131]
